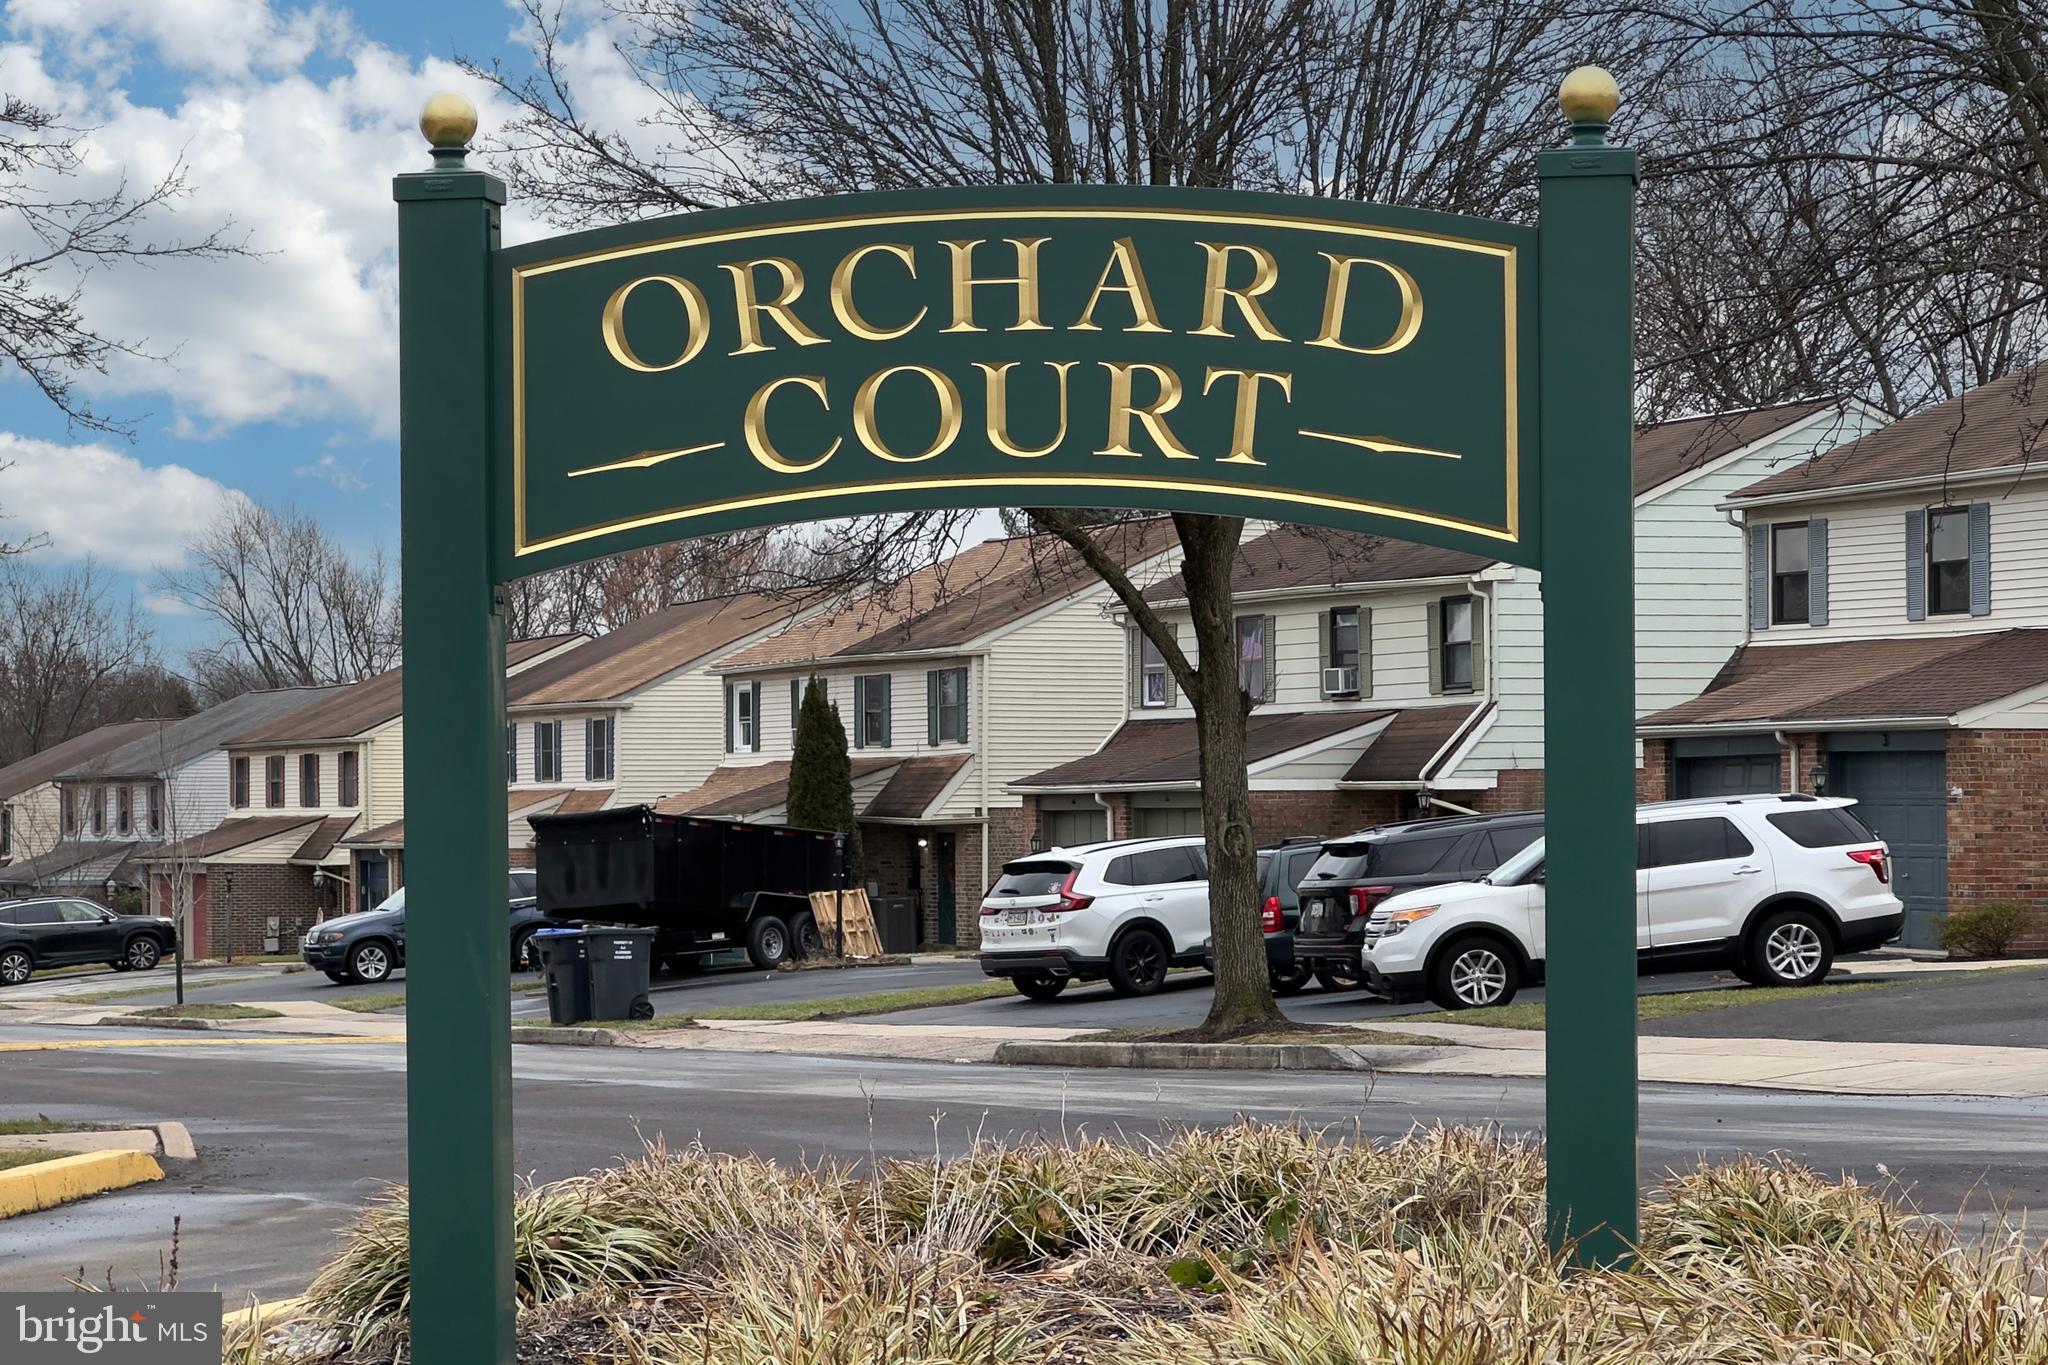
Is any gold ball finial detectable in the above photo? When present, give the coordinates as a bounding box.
[1558,65,1620,126]
[419,91,478,150]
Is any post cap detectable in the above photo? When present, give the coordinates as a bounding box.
[1557,66,1620,127]
[419,91,479,150]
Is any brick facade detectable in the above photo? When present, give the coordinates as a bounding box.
[1946,729,2048,951]
[201,862,334,958]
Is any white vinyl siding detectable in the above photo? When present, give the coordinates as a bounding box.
[220,747,366,817]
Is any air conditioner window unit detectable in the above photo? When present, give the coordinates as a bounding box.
[1323,666,1359,696]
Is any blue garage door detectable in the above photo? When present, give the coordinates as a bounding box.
[1830,743,1947,949]
[1671,737,1780,799]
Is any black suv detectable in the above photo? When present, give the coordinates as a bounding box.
[301,872,554,984]
[0,898,179,986]
[1292,811,1543,990]
[1202,836,1325,994]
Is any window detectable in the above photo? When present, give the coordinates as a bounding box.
[16,903,59,924]
[727,683,757,753]
[231,757,250,809]
[117,786,132,834]
[1771,521,1809,624]
[585,717,614,781]
[505,724,518,783]
[300,754,321,807]
[854,674,891,748]
[1767,807,1878,849]
[2,806,11,857]
[990,862,1077,897]
[1478,824,1544,868]
[1236,615,1271,702]
[61,789,77,835]
[1139,633,1169,707]
[58,902,102,923]
[1105,846,1203,886]
[89,787,105,835]
[1928,507,1970,615]
[1643,817,1754,869]
[265,756,286,808]
[928,667,969,744]
[338,751,359,806]
[533,722,561,783]
[1325,606,1361,695]
[1439,596,1475,691]
[146,784,163,835]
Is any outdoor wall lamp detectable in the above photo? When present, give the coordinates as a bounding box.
[916,837,930,848]
[1809,763,1827,795]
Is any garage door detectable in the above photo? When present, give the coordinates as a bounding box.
[1041,808,1106,849]
[1674,752,1780,798]
[1831,746,1947,950]
[1132,806,1202,837]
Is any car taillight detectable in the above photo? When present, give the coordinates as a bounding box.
[1349,885,1394,918]
[1260,895,1282,933]
[1056,869,1093,913]
[1846,847,1889,883]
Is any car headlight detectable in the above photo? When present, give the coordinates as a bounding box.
[1380,906,1439,937]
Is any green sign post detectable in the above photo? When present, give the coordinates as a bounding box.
[394,69,1637,1361]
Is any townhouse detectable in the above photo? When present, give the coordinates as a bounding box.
[1640,364,2048,950]
[0,689,344,910]
[1012,398,1885,847]
[660,522,1182,946]
[0,720,163,876]
[145,635,585,956]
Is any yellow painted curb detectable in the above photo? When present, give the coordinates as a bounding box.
[0,1148,164,1218]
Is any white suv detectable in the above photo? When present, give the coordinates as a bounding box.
[1362,795,1904,1011]
[978,837,1210,1001]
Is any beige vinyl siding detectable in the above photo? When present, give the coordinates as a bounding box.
[983,599,1137,798]
[363,724,403,826]
[209,819,327,865]
[4,784,65,861]
[509,713,618,789]
[749,660,979,764]
[1636,458,1784,717]
[226,746,364,817]
[1744,479,2048,642]
[613,669,726,804]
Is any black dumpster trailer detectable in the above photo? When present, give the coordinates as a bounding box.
[531,805,848,970]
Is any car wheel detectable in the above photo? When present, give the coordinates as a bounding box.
[349,940,394,984]
[324,971,352,984]
[1746,908,1834,988]
[1012,974,1068,1001]
[1427,936,1521,1011]
[789,912,824,959]
[511,930,538,972]
[1312,965,1359,993]
[746,916,790,969]
[1270,962,1314,996]
[1107,928,1169,997]
[0,948,31,986]
[125,937,162,972]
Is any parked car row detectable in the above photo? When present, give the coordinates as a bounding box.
[977,794,1905,1011]
[0,898,178,986]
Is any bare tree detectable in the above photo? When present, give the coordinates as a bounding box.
[0,559,179,765]
[502,531,783,637]
[155,500,400,700]
[467,0,1670,1034]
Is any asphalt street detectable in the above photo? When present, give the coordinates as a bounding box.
[2,1028,2044,1303]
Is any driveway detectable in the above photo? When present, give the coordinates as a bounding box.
[1640,964,2048,1047]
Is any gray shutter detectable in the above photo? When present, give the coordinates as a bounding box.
[880,674,892,746]
[1128,624,1143,708]
[749,681,762,752]
[956,666,970,744]
[1427,600,1444,694]
[790,678,800,734]
[1969,501,1992,616]
[1317,610,1331,696]
[926,670,939,745]
[1359,607,1373,699]
[723,685,734,753]
[1261,614,1278,703]
[852,675,866,749]
[1806,518,1830,626]
[1905,509,1928,622]
[1747,521,1770,631]
[1471,597,1488,692]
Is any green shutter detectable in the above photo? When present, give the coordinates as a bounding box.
[926,670,939,745]
[956,666,970,744]
[1427,601,1444,694]
[1128,623,1143,708]
[852,675,866,748]
[1471,597,1488,692]
[1317,610,1331,694]
[749,681,762,752]
[1359,607,1373,698]
[723,685,734,754]
[880,674,893,746]
[1262,615,1277,703]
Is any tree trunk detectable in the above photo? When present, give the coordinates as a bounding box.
[1178,513,1286,1035]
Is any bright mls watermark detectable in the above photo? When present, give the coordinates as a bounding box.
[3,1293,220,1362]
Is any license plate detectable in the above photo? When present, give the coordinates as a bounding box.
[1005,908,1032,926]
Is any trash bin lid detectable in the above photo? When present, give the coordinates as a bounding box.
[534,927,585,936]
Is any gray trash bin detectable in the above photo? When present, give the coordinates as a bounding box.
[587,927,657,1021]
[536,927,595,1025]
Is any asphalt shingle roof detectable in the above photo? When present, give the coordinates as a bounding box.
[1342,704,1484,783]
[507,597,797,706]
[1014,711,1388,789]
[70,688,348,780]
[0,721,162,801]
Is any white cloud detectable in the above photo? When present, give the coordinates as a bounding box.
[5,0,345,79]
[0,430,242,571]
[295,450,366,493]
[141,591,198,617]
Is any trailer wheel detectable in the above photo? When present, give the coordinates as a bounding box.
[746,915,791,969]
[790,911,824,959]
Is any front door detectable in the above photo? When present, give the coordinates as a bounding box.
[1831,745,1947,949]
[358,856,390,913]
[934,832,956,944]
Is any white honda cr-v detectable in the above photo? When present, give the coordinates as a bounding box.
[977,836,1211,1000]
[1362,794,1904,1010]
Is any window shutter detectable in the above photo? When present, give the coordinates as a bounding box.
[1806,518,1830,626]
[852,675,866,748]
[1261,615,1277,703]
[1471,597,1488,691]
[1747,521,1770,631]
[749,682,762,752]
[880,675,892,746]
[790,678,800,734]
[956,666,970,744]
[1359,608,1373,699]
[1128,624,1143,708]
[723,686,734,754]
[927,670,939,746]
[1969,501,1992,616]
[1426,600,1444,694]
[1905,509,1928,622]
[1317,610,1331,695]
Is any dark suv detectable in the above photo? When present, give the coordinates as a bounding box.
[0,898,178,986]
[301,872,552,984]
[1202,836,1325,994]
[1292,811,1543,990]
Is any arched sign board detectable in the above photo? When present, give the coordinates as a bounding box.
[394,90,1638,1365]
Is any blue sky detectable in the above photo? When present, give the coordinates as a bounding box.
[0,1,599,652]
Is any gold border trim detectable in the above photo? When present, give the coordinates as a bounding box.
[510,205,1522,558]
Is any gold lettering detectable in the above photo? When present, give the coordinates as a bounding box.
[601,275,710,372]
[743,375,840,473]
[939,237,1051,333]
[853,365,964,463]
[975,361,1077,458]
[829,243,927,341]
[1072,237,1168,333]
[1191,242,1286,342]
[1201,367,1294,466]
[1308,253,1422,355]
[1097,362,1197,459]
[721,257,829,355]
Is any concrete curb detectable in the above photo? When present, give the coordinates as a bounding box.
[156,1122,197,1161]
[0,1149,163,1219]
[510,1025,626,1047]
[994,1040,1451,1072]
[101,1015,219,1031]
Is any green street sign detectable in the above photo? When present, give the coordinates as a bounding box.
[497,187,1536,576]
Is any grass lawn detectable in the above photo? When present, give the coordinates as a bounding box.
[68,977,265,1004]
[0,1117,110,1135]
[332,993,407,1014]
[132,1003,283,1020]
[0,1149,60,1172]
[580,979,1016,1029]
[1413,979,1892,1030]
